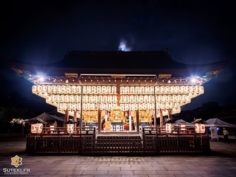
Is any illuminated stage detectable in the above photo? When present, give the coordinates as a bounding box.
[9,50,227,154]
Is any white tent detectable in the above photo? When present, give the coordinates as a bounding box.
[175,119,194,127]
[205,118,236,127]
[206,118,236,140]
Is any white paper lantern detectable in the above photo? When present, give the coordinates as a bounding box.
[111,86,116,94]
[32,85,37,94]
[166,123,174,133]
[86,86,90,94]
[194,123,205,133]
[31,123,43,134]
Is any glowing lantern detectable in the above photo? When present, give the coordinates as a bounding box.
[71,86,76,94]
[31,123,43,134]
[144,95,148,102]
[52,85,57,93]
[139,95,143,103]
[199,86,204,94]
[130,86,134,94]
[47,85,52,93]
[112,95,116,103]
[71,103,76,110]
[83,86,87,94]
[87,86,91,94]
[37,85,42,93]
[124,87,128,94]
[155,86,159,94]
[76,85,81,93]
[161,86,165,94]
[32,85,37,94]
[103,96,107,103]
[64,95,69,102]
[66,85,71,94]
[96,86,101,94]
[91,86,96,94]
[67,124,74,134]
[195,123,205,133]
[112,86,116,94]
[166,123,174,133]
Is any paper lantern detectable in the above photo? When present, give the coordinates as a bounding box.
[66,86,71,93]
[83,86,87,94]
[67,124,74,134]
[124,87,129,94]
[101,86,105,94]
[37,85,42,93]
[71,103,76,110]
[96,86,101,94]
[91,86,96,94]
[103,96,107,103]
[31,123,43,134]
[86,86,91,94]
[32,85,37,94]
[144,95,148,102]
[199,86,204,94]
[166,123,174,133]
[195,123,205,133]
[64,95,69,102]
[112,86,116,94]
[130,86,134,94]
[139,95,144,103]
[47,85,52,93]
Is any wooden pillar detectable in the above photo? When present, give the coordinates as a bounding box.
[64,109,68,128]
[128,110,132,131]
[168,109,172,119]
[160,109,163,129]
[136,110,139,134]
[80,86,83,137]
[98,109,101,134]
[154,86,157,130]
[74,110,77,130]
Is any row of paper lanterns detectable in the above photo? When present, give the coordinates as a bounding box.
[120,95,191,103]
[32,84,204,95]
[120,85,204,94]
[32,85,117,94]
[45,94,192,104]
[56,102,182,111]
[46,95,118,103]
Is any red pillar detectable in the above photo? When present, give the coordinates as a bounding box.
[136,110,139,134]
[74,110,77,130]
[160,109,163,129]
[168,109,172,119]
[98,109,101,134]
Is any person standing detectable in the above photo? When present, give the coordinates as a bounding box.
[223,128,229,143]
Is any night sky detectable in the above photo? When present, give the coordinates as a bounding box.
[1,0,236,110]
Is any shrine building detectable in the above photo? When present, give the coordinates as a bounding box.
[8,49,228,135]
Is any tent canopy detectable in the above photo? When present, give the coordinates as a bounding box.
[29,112,64,124]
[205,118,236,127]
[175,119,194,127]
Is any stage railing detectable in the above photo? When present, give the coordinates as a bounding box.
[26,129,210,155]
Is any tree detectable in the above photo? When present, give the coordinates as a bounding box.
[0,106,27,133]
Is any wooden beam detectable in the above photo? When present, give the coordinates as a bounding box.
[168,109,172,119]
[160,109,163,129]
[136,110,139,134]
[98,109,101,134]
